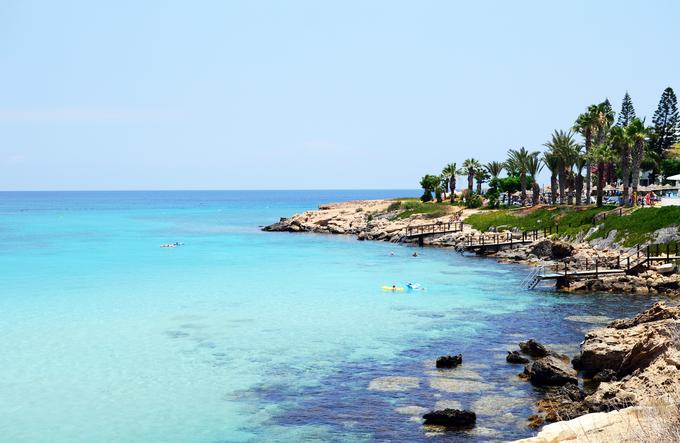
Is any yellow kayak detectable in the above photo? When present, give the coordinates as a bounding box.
[382,286,404,291]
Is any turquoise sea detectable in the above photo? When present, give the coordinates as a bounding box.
[0,191,657,442]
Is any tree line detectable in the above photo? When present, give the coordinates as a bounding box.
[420,87,679,208]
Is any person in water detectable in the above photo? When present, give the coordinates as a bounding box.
[392,285,397,290]
[412,252,418,257]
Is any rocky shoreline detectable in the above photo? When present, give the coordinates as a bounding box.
[265,199,680,441]
[264,199,680,296]
[514,301,680,442]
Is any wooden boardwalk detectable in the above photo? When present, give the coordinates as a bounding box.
[526,242,680,289]
[404,221,463,238]
[462,226,560,253]
[404,221,463,245]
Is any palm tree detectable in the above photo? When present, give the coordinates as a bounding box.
[595,100,615,145]
[485,161,504,180]
[526,155,544,205]
[610,126,631,205]
[544,130,579,205]
[542,152,559,205]
[506,147,538,205]
[504,158,519,177]
[462,158,481,193]
[586,144,616,207]
[574,153,587,206]
[441,163,459,203]
[474,169,489,194]
[574,106,599,203]
[627,118,651,205]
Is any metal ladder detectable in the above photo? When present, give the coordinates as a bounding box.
[521,266,544,290]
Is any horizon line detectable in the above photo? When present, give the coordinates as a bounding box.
[0,188,421,193]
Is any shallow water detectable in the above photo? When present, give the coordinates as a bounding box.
[0,191,658,442]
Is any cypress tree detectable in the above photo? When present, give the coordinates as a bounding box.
[616,92,636,127]
[650,87,679,158]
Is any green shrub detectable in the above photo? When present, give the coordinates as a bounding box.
[465,193,482,208]
[387,201,402,211]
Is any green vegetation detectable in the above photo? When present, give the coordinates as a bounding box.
[464,206,613,238]
[416,87,678,210]
[387,200,451,220]
[464,205,680,247]
[588,206,680,246]
[419,174,441,202]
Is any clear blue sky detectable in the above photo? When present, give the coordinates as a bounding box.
[0,0,678,190]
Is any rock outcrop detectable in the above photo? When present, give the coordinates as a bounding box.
[422,409,476,428]
[520,302,680,441]
[435,354,462,368]
[507,351,530,364]
[515,406,650,443]
[578,302,680,412]
[265,199,680,296]
[519,339,549,358]
[530,239,574,260]
[524,355,578,387]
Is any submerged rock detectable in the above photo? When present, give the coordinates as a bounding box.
[422,409,476,428]
[368,376,420,392]
[524,355,577,386]
[506,351,530,364]
[519,339,548,358]
[436,354,462,368]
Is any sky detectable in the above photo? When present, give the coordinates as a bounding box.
[0,0,678,191]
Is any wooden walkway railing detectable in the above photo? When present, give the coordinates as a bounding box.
[405,221,463,237]
[462,225,560,251]
[591,207,634,224]
[532,242,680,284]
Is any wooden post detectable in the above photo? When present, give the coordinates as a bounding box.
[595,260,598,278]
[627,256,630,270]
[667,243,670,259]
[617,256,620,268]
[564,261,567,276]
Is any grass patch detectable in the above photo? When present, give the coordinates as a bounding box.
[588,206,680,246]
[464,205,613,237]
[388,199,452,220]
